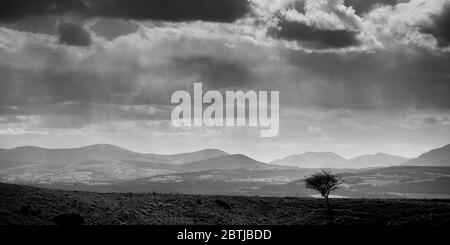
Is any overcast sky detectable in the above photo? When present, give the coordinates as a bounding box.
[0,0,449,162]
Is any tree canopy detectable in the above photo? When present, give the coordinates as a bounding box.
[304,170,342,198]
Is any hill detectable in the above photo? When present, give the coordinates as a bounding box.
[406,144,450,166]
[159,149,229,165]
[178,154,292,172]
[0,182,449,225]
[346,153,409,168]
[0,145,231,184]
[271,152,410,168]
[270,152,346,168]
[0,144,228,168]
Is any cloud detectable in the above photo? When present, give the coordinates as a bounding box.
[0,25,267,108]
[307,124,323,132]
[1,16,59,35]
[269,19,360,49]
[265,0,363,50]
[344,0,402,15]
[291,0,307,14]
[419,3,450,47]
[90,19,138,40]
[263,0,448,52]
[0,101,172,131]
[57,22,91,46]
[1,2,450,112]
[170,55,254,89]
[0,0,252,23]
[362,0,448,51]
[2,22,449,112]
[281,48,450,109]
[422,116,446,125]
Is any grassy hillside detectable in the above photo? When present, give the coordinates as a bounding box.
[1,183,449,225]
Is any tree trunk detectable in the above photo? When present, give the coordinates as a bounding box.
[325,196,334,224]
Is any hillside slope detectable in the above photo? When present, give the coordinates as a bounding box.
[177,154,292,172]
[1,183,449,225]
[271,152,410,168]
[406,144,450,166]
[0,144,228,168]
[346,153,409,168]
[0,145,231,183]
[270,152,346,168]
[160,149,229,165]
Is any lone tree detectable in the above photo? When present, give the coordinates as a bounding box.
[304,170,342,223]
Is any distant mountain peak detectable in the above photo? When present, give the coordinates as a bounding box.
[374,152,388,156]
[271,151,413,169]
[302,151,342,156]
[192,149,229,155]
[80,143,130,151]
[84,143,119,148]
[9,144,130,152]
[177,154,267,172]
[270,151,346,168]
[10,145,44,151]
[353,152,407,158]
[347,152,409,168]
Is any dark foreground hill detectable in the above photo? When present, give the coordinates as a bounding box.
[1,183,449,225]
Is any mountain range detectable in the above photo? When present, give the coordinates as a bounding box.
[0,143,449,186]
[270,151,415,168]
[0,144,228,167]
[270,152,347,168]
[345,153,410,168]
[0,144,289,184]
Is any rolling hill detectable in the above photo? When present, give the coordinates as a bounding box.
[346,153,409,168]
[0,144,228,168]
[405,144,450,166]
[0,144,167,168]
[1,143,450,196]
[178,154,293,172]
[0,144,232,184]
[0,145,290,184]
[270,152,346,168]
[159,149,229,165]
[271,152,410,168]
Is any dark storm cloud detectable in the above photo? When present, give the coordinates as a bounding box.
[0,0,251,23]
[420,3,450,47]
[57,22,91,46]
[289,0,306,14]
[422,116,445,125]
[1,16,59,35]
[344,0,404,15]
[269,19,360,49]
[171,56,254,89]
[91,19,138,40]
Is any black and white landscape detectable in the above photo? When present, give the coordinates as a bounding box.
[1,0,450,225]
[1,143,450,225]
[0,143,449,199]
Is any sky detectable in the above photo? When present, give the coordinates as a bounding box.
[0,0,449,162]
